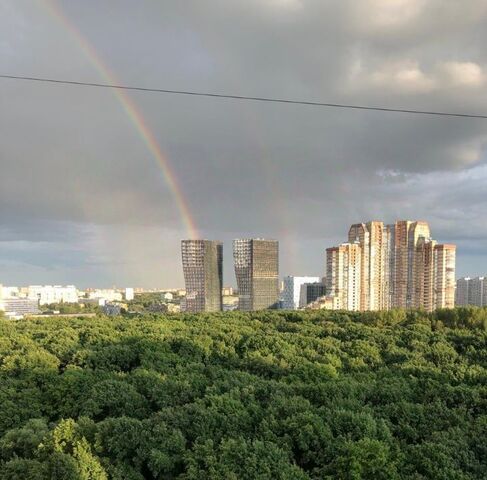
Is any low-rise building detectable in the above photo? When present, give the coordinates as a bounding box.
[103,304,122,316]
[0,297,40,319]
[88,289,123,303]
[27,285,78,305]
[306,295,340,310]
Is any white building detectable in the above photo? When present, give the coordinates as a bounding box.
[1,286,21,298]
[28,285,78,305]
[281,276,321,310]
[88,289,123,302]
[124,288,134,301]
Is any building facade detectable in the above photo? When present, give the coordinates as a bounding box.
[299,282,326,308]
[348,221,393,311]
[233,239,279,311]
[325,220,455,312]
[456,277,486,306]
[281,276,321,310]
[27,285,78,305]
[0,298,40,318]
[181,240,223,313]
[433,244,456,310]
[326,243,362,311]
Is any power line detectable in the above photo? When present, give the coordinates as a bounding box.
[1,73,487,119]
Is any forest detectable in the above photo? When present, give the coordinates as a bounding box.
[0,307,485,479]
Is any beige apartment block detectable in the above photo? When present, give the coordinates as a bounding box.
[348,221,391,311]
[326,243,361,311]
[394,220,431,308]
[434,244,456,310]
[325,219,455,312]
[413,238,437,311]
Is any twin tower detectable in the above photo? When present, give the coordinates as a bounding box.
[181,239,279,313]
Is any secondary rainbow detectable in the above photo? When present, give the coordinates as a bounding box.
[43,0,199,239]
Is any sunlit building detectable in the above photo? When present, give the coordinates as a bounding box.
[325,243,362,311]
[27,285,78,305]
[325,220,455,312]
[181,240,223,313]
[233,239,279,310]
[433,244,456,310]
[348,221,392,311]
[394,221,431,308]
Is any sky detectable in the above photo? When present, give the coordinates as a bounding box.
[1,0,487,288]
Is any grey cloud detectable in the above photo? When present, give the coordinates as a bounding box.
[0,0,486,286]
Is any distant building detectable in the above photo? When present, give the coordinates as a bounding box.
[0,297,40,318]
[326,243,362,311]
[455,277,470,306]
[306,295,340,310]
[103,303,122,316]
[79,298,106,307]
[299,282,326,308]
[233,239,279,311]
[456,277,486,307]
[88,289,123,303]
[124,288,134,301]
[181,240,223,313]
[325,220,456,312]
[27,285,78,305]
[1,286,20,298]
[281,276,321,310]
[222,286,234,296]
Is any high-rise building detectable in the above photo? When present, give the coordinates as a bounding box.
[326,243,361,311]
[233,239,279,311]
[385,224,395,309]
[433,244,456,310]
[325,220,455,312]
[348,221,391,311]
[299,282,326,308]
[181,240,223,313]
[281,276,321,310]
[413,238,437,311]
[455,277,470,306]
[456,277,486,306]
[394,221,431,308]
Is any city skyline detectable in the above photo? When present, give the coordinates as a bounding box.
[1,1,487,287]
[0,219,470,292]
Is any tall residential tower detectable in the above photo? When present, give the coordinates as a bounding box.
[181,240,223,312]
[233,239,279,311]
[324,220,455,312]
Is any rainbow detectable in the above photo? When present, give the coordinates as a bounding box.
[43,0,199,239]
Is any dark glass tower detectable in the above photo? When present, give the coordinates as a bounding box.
[233,239,279,311]
[181,240,223,312]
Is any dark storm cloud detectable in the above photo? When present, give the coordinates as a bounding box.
[1,0,486,286]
